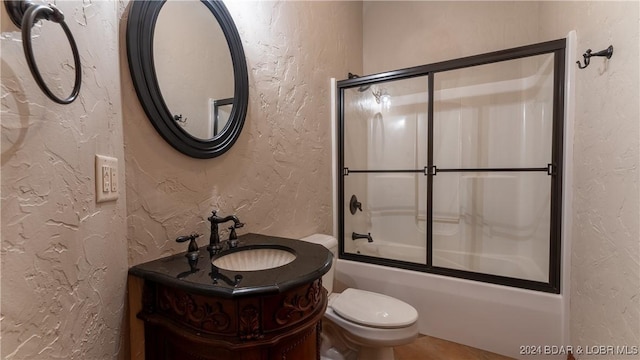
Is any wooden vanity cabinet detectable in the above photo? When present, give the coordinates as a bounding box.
[131,277,327,360]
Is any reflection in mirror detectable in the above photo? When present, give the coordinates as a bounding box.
[213,98,233,135]
[127,0,248,158]
[154,0,234,140]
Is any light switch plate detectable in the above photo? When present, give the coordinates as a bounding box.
[110,167,118,193]
[95,154,118,203]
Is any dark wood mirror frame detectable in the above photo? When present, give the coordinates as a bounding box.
[126,0,249,159]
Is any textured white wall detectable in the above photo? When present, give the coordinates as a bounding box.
[1,1,127,359]
[539,1,640,354]
[121,0,363,266]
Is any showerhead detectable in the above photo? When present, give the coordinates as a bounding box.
[372,88,391,104]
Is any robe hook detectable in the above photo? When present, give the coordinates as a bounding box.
[576,45,613,69]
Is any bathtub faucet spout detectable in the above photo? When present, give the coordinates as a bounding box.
[352,232,373,243]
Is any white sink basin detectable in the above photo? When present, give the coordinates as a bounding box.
[212,247,296,271]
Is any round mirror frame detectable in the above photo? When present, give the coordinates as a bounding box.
[126,0,248,159]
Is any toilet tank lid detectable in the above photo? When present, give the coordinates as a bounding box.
[331,288,418,328]
[300,234,337,249]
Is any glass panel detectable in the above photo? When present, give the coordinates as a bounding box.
[432,172,550,282]
[343,76,429,171]
[344,173,426,265]
[433,53,554,169]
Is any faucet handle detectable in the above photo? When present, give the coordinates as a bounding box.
[176,233,200,252]
[350,195,363,214]
[228,226,238,240]
[185,251,199,272]
[228,226,239,248]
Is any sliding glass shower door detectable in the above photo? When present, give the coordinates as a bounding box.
[343,76,429,265]
[338,39,565,293]
[431,53,555,283]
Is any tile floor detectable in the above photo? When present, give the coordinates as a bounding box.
[393,335,515,360]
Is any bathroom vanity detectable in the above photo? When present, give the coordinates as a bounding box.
[128,233,332,360]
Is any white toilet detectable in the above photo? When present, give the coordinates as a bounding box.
[301,234,419,360]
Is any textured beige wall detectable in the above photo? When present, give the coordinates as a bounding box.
[1,0,362,357]
[1,1,128,359]
[539,1,640,352]
[363,0,640,354]
[122,1,363,266]
[362,0,639,354]
[362,1,541,74]
[4,1,635,358]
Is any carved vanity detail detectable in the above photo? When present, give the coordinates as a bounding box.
[128,234,332,360]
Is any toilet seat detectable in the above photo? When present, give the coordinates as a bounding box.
[330,288,418,329]
[323,306,419,348]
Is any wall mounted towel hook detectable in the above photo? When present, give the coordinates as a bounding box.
[4,0,82,104]
[576,45,613,69]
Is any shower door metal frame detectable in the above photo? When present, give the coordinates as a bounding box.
[337,38,566,294]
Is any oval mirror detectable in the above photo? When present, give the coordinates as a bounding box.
[126,0,248,158]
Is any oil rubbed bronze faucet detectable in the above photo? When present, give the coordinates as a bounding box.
[352,232,373,243]
[207,210,244,252]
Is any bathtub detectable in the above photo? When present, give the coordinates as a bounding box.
[334,250,564,359]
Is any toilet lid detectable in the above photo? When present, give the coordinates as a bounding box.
[330,288,418,328]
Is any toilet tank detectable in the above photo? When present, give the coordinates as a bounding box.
[300,234,338,294]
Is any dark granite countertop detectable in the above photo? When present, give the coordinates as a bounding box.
[128,233,333,298]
